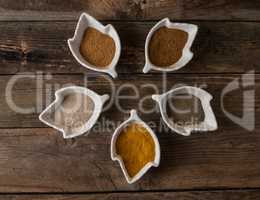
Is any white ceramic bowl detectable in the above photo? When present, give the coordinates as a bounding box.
[152,86,218,136]
[68,13,121,78]
[143,18,198,73]
[111,110,160,184]
[39,86,109,139]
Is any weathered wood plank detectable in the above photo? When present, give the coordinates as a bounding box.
[0,21,259,75]
[0,72,258,192]
[0,125,259,192]
[0,73,258,128]
[0,0,260,21]
[2,190,260,199]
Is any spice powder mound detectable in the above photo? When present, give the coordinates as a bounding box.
[43,93,95,136]
[116,123,155,178]
[80,27,116,68]
[148,26,188,67]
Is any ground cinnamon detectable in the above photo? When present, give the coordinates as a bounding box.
[116,123,155,177]
[80,27,116,68]
[148,26,188,67]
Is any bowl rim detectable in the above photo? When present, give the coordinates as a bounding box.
[111,109,161,184]
[39,86,109,139]
[143,18,198,73]
[152,86,218,136]
[68,12,121,78]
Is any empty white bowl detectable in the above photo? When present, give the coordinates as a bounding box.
[39,86,109,139]
[152,86,218,136]
[111,109,160,184]
[68,13,121,78]
[143,18,198,73]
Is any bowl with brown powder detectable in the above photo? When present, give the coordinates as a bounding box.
[68,13,121,78]
[39,86,109,139]
[111,110,160,184]
[143,18,198,73]
[152,86,218,136]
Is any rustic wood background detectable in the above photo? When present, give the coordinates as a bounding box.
[0,0,259,199]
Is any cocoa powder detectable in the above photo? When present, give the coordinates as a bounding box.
[148,26,188,67]
[80,27,116,68]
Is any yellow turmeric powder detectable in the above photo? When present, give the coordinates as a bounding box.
[115,123,155,177]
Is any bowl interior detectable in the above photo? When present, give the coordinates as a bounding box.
[68,13,121,76]
[145,18,197,72]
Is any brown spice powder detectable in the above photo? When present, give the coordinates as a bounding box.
[80,27,116,68]
[148,26,188,67]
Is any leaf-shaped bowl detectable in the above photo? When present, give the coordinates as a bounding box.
[68,13,121,78]
[39,86,109,139]
[143,18,198,73]
[152,86,218,136]
[111,110,160,184]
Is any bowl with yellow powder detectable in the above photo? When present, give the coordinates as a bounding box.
[68,13,121,78]
[143,18,198,73]
[111,109,160,184]
[39,86,109,139]
[152,86,218,136]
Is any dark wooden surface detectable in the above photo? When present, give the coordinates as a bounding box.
[0,0,259,199]
[2,190,260,200]
[0,0,260,21]
[0,21,259,74]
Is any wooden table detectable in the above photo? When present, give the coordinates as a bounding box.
[0,1,260,199]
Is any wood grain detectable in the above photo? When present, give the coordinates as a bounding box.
[0,125,259,192]
[0,1,259,196]
[0,0,260,21]
[0,21,259,75]
[2,190,260,199]
[0,72,258,192]
[0,73,258,128]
